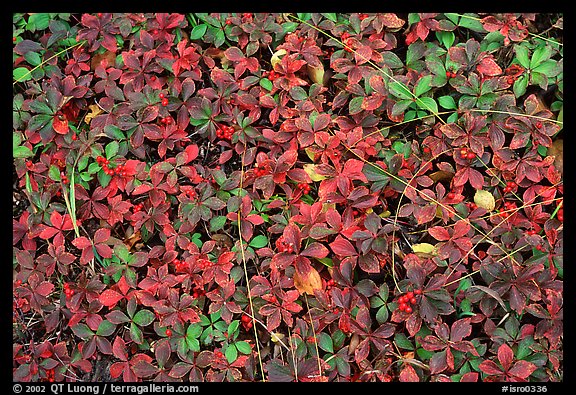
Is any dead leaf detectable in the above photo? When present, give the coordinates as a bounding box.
[124,230,142,251]
[293,266,323,295]
[271,49,287,69]
[84,104,103,125]
[474,189,495,211]
[303,164,328,181]
[412,243,437,258]
[212,233,233,249]
[307,64,324,86]
[90,50,116,71]
[429,170,454,183]
[548,139,563,175]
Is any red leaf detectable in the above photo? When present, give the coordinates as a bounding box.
[245,214,264,225]
[460,372,479,382]
[52,115,69,134]
[72,236,92,250]
[399,364,420,382]
[428,226,451,241]
[497,343,514,371]
[508,360,538,380]
[477,57,502,76]
[35,281,55,297]
[39,225,59,240]
[94,228,111,244]
[112,336,128,361]
[479,360,503,376]
[300,242,329,259]
[99,289,124,307]
[330,236,357,256]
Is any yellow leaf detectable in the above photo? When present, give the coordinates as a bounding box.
[474,189,496,212]
[271,49,287,69]
[412,243,437,258]
[293,266,323,295]
[307,63,324,85]
[271,332,285,343]
[85,104,103,125]
[304,164,328,181]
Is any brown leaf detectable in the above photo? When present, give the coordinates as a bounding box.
[429,170,454,183]
[124,230,141,251]
[307,64,325,86]
[547,139,563,175]
[85,104,103,125]
[293,266,323,295]
[90,50,116,71]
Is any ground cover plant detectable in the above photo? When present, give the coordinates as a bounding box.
[12,12,563,382]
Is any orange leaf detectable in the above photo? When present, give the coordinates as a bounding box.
[293,266,323,295]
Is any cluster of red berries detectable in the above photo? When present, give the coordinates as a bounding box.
[242,13,253,19]
[173,258,188,272]
[358,13,369,20]
[262,70,280,81]
[197,258,213,270]
[63,283,75,298]
[457,147,476,160]
[396,289,422,313]
[60,172,69,184]
[96,156,127,177]
[44,368,55,382]
[192,285,205,299]
[503,181,516,194]
[297,183,311,194]
[446,70,458,78]
[535,121,543,129]
[241,314,254,329]
[275,236,295,253]
[325,278,336,290]
[159,92,169,106]
[216,125,235,141]
[498,200,517,219]
[466,201,478,211]
[341,32,354,52]
[160,116,173,125]
[132,202,145,213]
[253,163,269,177]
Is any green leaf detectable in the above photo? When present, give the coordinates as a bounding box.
[209,216,227,232]
[436,31,455,49]
[321,13,338,22]
[249,235,268,248]
[260,78,273,91]
[457,13,486,32]
[375,306,389,324]
[130,323,144,344]
[27,13,50,31]
[394,333,414,350]
[105,141,119,159]
[13,67,32,82]
[13,145,33,158]
[416,97,438,114]
[530,45,552,69]
[71,324,94,340]
[96,320,116,337]
[48,165,61,181]
[514,45,530,69]
[132,310,155,327]
[187,323,203,339]
[225,344,238,363]
[389,81,413,100]
[348,96,364,115]
[513,74,528,98]
[532,60,560,77]
[414,75,433,97]
[235,341,252,354]
[318,332,334,353]
[24,52,42,67]
[227,320,240,337]
[438,95,457,109]
[190,24,208,40]
[296,13,312,21]
[186,337,200,352]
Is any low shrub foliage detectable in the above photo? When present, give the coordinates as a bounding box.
[13,12,563,382]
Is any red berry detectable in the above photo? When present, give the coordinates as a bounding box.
[467,152,476,160]
[241,314,251,323]
[410,297,417,305]
[399,295,408,304]
[447,192,456,199]
[423,146,431,154]
[405,306,413,313]
[535,121,542,129]
[159,93,165,99]
[446,71,452,78]
[161,98,169,106]
[406,291,414,299]
[165,329,172,337]
[414,289,422,295]
[71,134,78,141]
[398,303,407,311]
